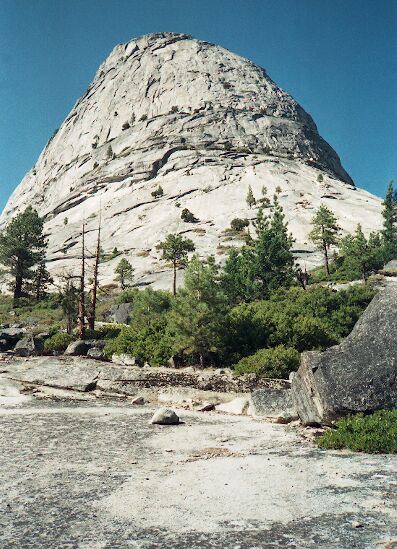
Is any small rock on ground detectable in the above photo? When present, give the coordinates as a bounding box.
[150,408,180,425]
[131,396,145,405]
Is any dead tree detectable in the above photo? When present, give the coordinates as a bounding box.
[296,265,309,290]
[88,221,101,331]
[78,223,86,340]
[52,270,79,335]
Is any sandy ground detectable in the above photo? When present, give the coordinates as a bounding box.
[0,385,396,548]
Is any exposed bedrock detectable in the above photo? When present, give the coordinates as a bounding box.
[0,32,382,288]
[291,286,397,425]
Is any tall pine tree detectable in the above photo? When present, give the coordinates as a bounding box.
[170,256,228,367]
[221,194,295,304]
[381,181,397,261]
[309,205,340,276]
[0,206,47,305]
[253,193,295,297]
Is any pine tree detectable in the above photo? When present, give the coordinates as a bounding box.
[58,276,79,335]
[309,205,340,276]
[170,255,228,367]
[0,206,47,305]
[30,262,53,301]
[115,258,134,290]
[78,224,86,340]
[246,185,256,209]
[381,181,397,261]
[258,185,270,207]
[156,234,195,295]
[220,246,260,305]
[253,194,295,297]
[340,225,383,283]
[88,224,101,331]
[221,194,295,304]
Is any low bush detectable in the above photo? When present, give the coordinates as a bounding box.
[224,285,375,365]
[233,345,300,378]
[151,185,164,199]
[103,323,173,366]
[181,208,198,223]
[85,324,123,340]
[316,410,397,453]
[117,288,139,303]
[44,332,75,354]
[230,218,249,232]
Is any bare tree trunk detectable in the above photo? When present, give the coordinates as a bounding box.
[173,261,177,296]
[66,279,74,335]
[13,273,23,307]
[323,240,330,276]
[88,224,101,331]
[35,265,42,302]
[78,224,86,340]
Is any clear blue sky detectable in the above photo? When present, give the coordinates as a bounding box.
[0,0,396,212]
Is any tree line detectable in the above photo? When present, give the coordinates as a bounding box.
[0,180,395,372]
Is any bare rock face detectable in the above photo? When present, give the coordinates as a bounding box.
[291,286,397,425]
[0,32,382,288]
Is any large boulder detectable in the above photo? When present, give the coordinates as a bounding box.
[106,303,132,325]
[87,348,106,361]
[0,327,25,351]
[14,336,43,357]
[250,388,297,420]
[64,340,92,356]
[291,286,397,425]
[64,339,105,357]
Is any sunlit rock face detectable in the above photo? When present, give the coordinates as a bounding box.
[0,32,382,287]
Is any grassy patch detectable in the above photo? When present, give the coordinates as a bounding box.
[316,410,397,453]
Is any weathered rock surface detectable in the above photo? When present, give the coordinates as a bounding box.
[150,407,180,425]
[106,303,132,324]
[0,327,25,351]
[64,340,92,356]
[1,399,396,547]
[250,387,297,419]
[131,396,145,405]
[291,286,397,425]
[87,347,106,360]
[1,356,287,397]
[14,335,43,357]
[215,396,250,415]
[112,354,143,367]
[0,32,382,289]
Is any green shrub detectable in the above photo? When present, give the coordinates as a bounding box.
[104,323,173,366]
[224,285,375,364]
[230,218,249,232]
[233,345,299,378]
[85,324,123,340]
[44,333,75,354]
[316,410,397,453]
[181,208,198,223]
[104,288,174,365]
[117,288,139,304]
[151,185,164,199]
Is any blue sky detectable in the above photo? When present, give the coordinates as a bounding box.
[0,0,396,211]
